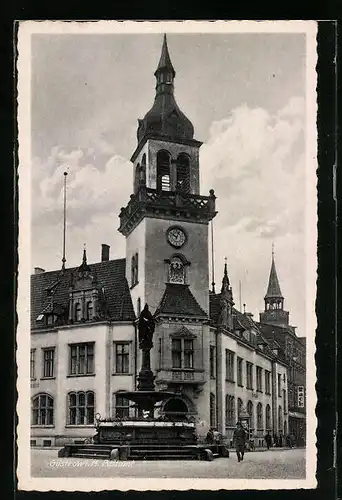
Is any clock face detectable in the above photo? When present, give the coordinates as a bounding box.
[167,227,187,248]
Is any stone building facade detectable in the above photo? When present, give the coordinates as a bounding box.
[30,35,295,447]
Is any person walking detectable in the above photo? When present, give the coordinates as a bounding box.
[233,421,247,462]
[264,431,272,450]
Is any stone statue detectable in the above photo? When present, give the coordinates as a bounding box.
[138,304,155,349]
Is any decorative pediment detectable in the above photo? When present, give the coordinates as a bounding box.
[170,326,196,339]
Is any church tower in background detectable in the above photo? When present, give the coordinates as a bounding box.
[259,249,290,328]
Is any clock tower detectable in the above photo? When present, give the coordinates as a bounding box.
[118,35,217,422]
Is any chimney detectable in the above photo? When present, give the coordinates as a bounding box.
[34,267,45,275]
[101,244,110,262]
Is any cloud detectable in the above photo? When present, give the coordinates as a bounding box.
[31,146,132,269]
[200,96,305,239]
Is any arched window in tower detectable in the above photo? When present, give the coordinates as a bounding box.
[168,256,185,284]
[176,153,190,193]
[131,253,139,287]
[156,150,171,192]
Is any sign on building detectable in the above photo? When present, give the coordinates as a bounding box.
[297,385,305,408]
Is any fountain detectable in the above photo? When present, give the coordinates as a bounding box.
[58,305,229,461]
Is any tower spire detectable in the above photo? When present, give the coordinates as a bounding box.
[265,246,283,300]
[155,34,175,77]
[61,171,68,273]
[221,257,230,293]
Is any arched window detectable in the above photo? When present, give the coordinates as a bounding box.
[210,393,216,428]
[86,301,93,320]
[237,398,243,419]
[257,402,263,430]
[157,150,171,192]
[75,302,82,321]
[247,400,254,429]
[278,405,283,433]
[131,253,139,287]
[114,392,130,419]
[176,153,190,193]
[137,297,141,316]
[32,393,54,426]
[266,404,271,430]
[225,395,235,427]
[68,391,95,425]
[169,256,185,284]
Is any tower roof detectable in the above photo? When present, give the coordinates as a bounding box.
[221,258,230,293]
[265,252,283,300]
[154,34,175,77]
[136,34,195,146]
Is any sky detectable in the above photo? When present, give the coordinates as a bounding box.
[30,28,314,337]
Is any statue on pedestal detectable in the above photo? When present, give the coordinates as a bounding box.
[138,304,155,350]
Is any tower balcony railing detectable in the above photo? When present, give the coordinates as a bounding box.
[118,186,217,234]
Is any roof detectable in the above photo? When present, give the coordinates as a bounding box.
[265,256,283,299]
[155,284,207,318]
[31,258,135,329]
[155,34,175,77]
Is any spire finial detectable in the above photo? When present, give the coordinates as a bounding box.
[221,257,230,293]
[82,243,87,264]
[243,303,246,314]
[272,242,275,259]
[155,33,175,79]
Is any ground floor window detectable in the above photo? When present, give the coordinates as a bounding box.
[266,404,271,430]
[32,393,54,426]
[210,393,216,427]
[114,393,130,418]
[225,395,235,426]
[257,402,263,430]
[68,391,95,425]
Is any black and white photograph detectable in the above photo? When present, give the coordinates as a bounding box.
[17,20,317,490]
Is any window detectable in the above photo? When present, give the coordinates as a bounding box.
[283,389,287,412]
[30,349,36,379]
[42,348,55,378]
[247,400,254,429]
[75,302,82,321]
[257,403,263,430]
[265,370,271,394]
[225,395,235,427]
[237,357,243,386]
[115,343,130,374]
[32,394,54,426]
[137,297,141,316]
[210,345,215,378]
[225,349,235,382]
[278,373,281,396]
[157,150,171,192]
[169,256,185,284]
[278,405,283,433]
[265,404,271,430]
[176,153,190,193]
[171,338,193,369]
[114,393,130,418]
[69,342,94,376]
[86,301,93,320]
[237,398,243,418]
[246,362,253,389]
[131,253,139,287]
[210,393,216,427]
[68,391,95,425]
[256,366,263,392]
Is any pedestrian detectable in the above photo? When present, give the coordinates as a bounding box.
[273,434,278,447]
[286,434,291,448]
[206,428,215,444]
[264,431,272,450]
[233,421,247,462]
[290,432,296,448]
[278,433,283,447]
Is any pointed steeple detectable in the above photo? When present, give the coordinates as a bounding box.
[154,34,175,78]
[265,247,283,300]
[221,257,230,294]
[78,244,91,273]
[135,34,194,145]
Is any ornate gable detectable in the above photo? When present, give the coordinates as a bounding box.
[170,326,196,338]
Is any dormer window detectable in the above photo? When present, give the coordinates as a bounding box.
[75,302,82,322]
[86,301,93,321]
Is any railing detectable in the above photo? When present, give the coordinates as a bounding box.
[156,369,204,384]
[119,187,216,227]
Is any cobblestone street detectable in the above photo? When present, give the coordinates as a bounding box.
[31,448,306,479]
